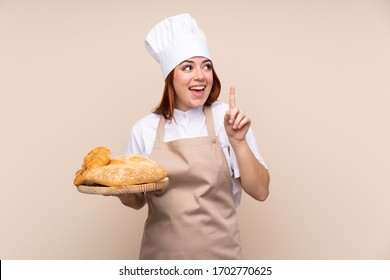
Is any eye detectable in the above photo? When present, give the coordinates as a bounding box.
[182,65,192,71]
[203,63,213,70]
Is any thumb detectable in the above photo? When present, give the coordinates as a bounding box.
[224,110,230,122]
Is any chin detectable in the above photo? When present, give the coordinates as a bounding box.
[191,100,207,108]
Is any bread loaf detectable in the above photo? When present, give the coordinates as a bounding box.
[74,147,167,187]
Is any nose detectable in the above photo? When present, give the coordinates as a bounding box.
[194,67,205,81]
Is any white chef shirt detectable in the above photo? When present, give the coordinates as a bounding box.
[125,100,267,207]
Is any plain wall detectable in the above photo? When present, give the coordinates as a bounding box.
[1,0,389,259]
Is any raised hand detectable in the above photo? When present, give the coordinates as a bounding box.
[224,86,251,142]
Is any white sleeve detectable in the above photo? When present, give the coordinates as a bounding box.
[230,128,268,178]
[212,101,268,207]
[229,127,267,207]
[125,124,145,155]
[125,114,159,157]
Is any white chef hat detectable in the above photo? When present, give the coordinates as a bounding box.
[145,13,212,80]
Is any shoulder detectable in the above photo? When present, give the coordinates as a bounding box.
[126,113,161,156]
[210,100,228,124]
[211,100,229,114]
[129,113,160,142]
[131,113,160,133]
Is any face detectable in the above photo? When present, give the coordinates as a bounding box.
[172,56,214,111]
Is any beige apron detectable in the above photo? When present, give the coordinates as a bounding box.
[139,106,242,260]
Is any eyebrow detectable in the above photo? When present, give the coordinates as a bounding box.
[179,59,212,65]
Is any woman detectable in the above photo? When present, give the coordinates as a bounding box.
[117,13,269,259]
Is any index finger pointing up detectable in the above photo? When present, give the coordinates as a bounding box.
[229,86,236,110]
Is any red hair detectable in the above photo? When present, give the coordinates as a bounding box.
[152,68,221,120]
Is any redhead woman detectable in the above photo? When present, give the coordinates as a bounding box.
[116,13,269,260]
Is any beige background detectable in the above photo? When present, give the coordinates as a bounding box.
[1,0,389,259]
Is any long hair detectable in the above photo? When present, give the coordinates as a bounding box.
[152,68,221,120]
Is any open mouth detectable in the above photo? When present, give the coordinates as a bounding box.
[189,86,206,92]
[189,86,207,97]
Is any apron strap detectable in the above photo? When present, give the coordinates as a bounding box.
[155,114,166,142]
[155,105,216,142]
[204,105,216,138]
